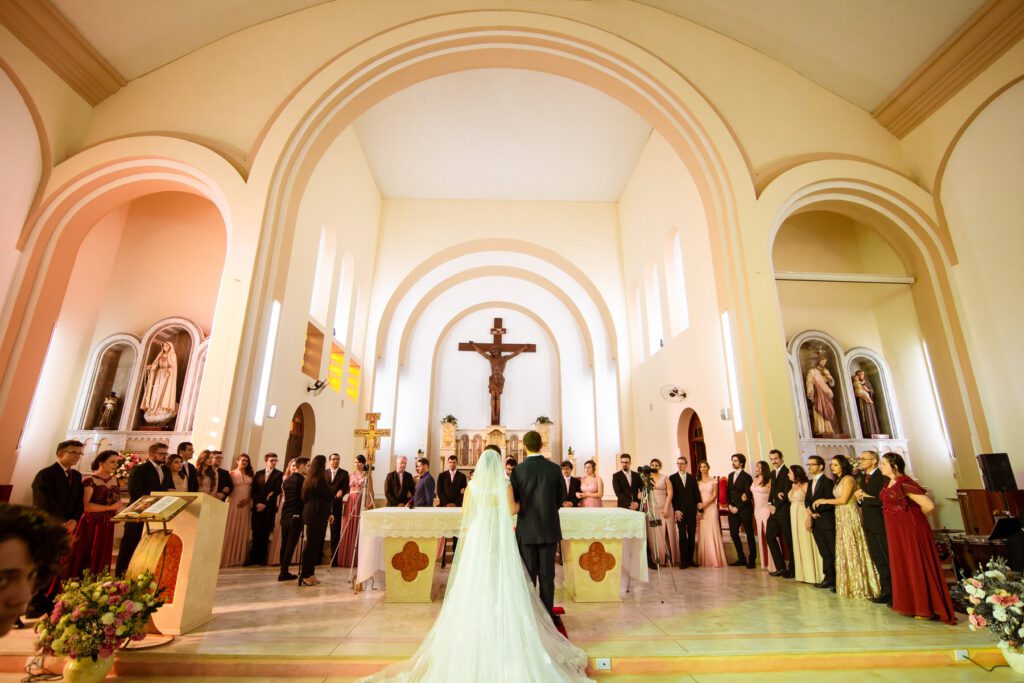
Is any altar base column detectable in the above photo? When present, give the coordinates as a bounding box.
[563,539,624,602]
[383,537,439,603]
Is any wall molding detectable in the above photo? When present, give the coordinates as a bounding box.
[0,0,124,105]
[873,0,1024,138]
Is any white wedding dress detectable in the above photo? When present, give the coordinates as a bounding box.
[359,450,592,682]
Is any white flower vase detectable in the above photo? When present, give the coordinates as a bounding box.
[63,655,114,683]
[999,641,1024,674]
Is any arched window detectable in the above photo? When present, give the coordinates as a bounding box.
[332,251,354,344]
[668,232,689,334]
[309,227,335,325]
[645,263,664,355]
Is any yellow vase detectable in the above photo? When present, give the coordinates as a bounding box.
[62,656,114,683]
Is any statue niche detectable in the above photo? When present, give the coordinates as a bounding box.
[135,329,192,429]
[798,341,849,438]
[850,357,894,438]
[83,342,136,430]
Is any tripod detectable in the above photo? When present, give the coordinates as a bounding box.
[327,468,376,592]
[637,482,675,602]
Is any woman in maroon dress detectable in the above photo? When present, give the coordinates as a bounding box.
[67,450,122,577]
[879,452,956,624]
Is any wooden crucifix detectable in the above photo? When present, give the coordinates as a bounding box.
[458,318,536,426]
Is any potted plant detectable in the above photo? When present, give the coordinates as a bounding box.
[35,571,165,682]
[532,417,553,449]
[440,415,458,426]
[953,558,1024,673]
[440,416,458,447]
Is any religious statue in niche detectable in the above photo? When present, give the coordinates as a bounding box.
[458,318,536,426]
[140,341,179,425]
[804,347,837,438]
[852,369,882,437]
[95,391,120,430]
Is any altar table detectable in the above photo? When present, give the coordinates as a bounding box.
[559,507,648,602]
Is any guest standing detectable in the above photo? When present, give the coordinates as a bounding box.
[66,450,121,578]
[726,453,756,568]
[248,453,282,566]
[879,453,956,624]
[195,450,217,495]
[560,461,581,508]
[577,460,604,508]
[612,454,641,510]
[175,441,198,491]
[668,456,699,568]
[210,451,234,501]
[695,460,726,568]
[385,456,415,507]
[855,450,892,606]
[505,457,517,477]
[812,455,879,600]
[787,465,823,585]
[167,454,193,492]
[336,455,372,568]
[437,455,468,507]
[269,459,297,563]
[751,461,775,572]
[300,455,333,586]
[648,459,678,566]
[277,457,308,581]
[116,443,170,576]
[220,454,254,567]
[766,449,794,578]
[325,453,349,563]
[412,458,435,508]
[805,456,836,590]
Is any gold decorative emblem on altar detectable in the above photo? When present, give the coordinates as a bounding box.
[579,542,616,582]
[391,541,430,582]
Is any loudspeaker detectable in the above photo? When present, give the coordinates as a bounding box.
[978,453,1017,492]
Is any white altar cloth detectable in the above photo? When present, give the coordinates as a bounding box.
[558,507,649,583]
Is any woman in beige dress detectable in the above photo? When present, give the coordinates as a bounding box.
[787,465,823,584]
[648,459,679,566]
[751,461,775,572]
[695,461,726,568]
[220,454,254,567]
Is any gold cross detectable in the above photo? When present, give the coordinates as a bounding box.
[354,412,391,466]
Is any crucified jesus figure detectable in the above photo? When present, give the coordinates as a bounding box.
[458,318,536,426]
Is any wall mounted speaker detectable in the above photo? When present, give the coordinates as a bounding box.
[978,452,1017,491]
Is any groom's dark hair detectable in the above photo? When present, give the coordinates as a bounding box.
[523,430,542,453]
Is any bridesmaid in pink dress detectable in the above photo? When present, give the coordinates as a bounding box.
[336,455,373,567]
[695,460,727,568]
[221,454,253,567]
[576,460,604,508]
[752,460,776,572]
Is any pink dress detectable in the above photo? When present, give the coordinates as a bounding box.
[648,474,679,566]
[696,478,726,568]
[580,477,602,508]
[336,469,371,567]
[752,482,776,571]
[220,471,252,567]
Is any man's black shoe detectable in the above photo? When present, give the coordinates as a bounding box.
[277,573,298,581]
[728,560,746,567]
[769,569,786,577]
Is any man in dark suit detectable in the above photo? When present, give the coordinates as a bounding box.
[510,432,565,626]
[612,453,641,510]
[726,453,756,568]
[385,456,415,507]
[325,453,349,562]
[115,442,171,576]
[248,452,282,566]
[669,455,700,568]
[437,455,467,507]
[856,450,892,604]
[28,439,85,616]
[278,456,309,581]
[805,455,837,589]
[210,451,234,501]
[560,461,582,508]
[765,449,794,578]
[176,441,198,491]
[412,458,435,508]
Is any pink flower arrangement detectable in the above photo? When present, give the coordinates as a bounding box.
[954,559,1024,650]
[113,452,143,481]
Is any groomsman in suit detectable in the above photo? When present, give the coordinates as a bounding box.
[437,455,467,507]
[210,451,234,501]
[116,443,171,576]
[726,453,756,568]
[669,455,700,568]
[325,453,349,561]
[560,461,581,508]
[612,454,642,510]
[856,450,892,605]
[766,449,794,578]
[28,440,85,616]
[412,458,435,508]
[176,441,198,491]
[278,457,309,581]
[805,455,837,590]
[248,452,282,566]
[385,456,415,507]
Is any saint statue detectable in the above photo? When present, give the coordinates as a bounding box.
[852,369,882,437]
[804,352,837,438]
[140,341,178,424]
[96,391,119,430]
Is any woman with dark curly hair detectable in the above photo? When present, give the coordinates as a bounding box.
[0,504,69,636]
[66,450,122,578]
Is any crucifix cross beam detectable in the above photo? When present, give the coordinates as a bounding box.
[458,317,536,426]
[354,412,391,467]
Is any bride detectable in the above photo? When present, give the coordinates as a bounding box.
[360,449,592,682]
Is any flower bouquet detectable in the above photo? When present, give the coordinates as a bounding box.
[953,558,1024,672]
[113,452,142,483]
[35,571,165,682]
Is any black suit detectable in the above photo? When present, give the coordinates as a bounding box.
[301,478,333,578]
[612,470,642,509]
[248,468,283,565]
[215,468,234,500]
[278,473,304,576]
[806,474,837,585]
[765,464,794,574]
[859,468,891,598]
[180,461,199,492]
[325,467,349,562]
[561,476,582,508]
[115,460,171,575]
[669,471,700,567]
[29,462,84,613]
[385,470,415,507]
[437,469,468,507]
[511,454,564,621]
[726,469,756,567]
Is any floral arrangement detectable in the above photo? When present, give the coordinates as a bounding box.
[113,452,143,482]
[35,571,165,661]
[534,416,552,425]
[440,415,458,426]
[953,558,1024,649]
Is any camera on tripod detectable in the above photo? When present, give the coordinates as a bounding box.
[637,465,654,475]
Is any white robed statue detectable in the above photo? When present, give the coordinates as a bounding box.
[360,449,591,682]
[140,341,178,424]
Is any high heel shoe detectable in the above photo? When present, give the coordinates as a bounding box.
[301,577,320,587]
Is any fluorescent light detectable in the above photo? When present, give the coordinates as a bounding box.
[254,300,282,426]
[720,311,743,433]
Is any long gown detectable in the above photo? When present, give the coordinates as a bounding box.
[695,478,726,568]
[833,475,881,600]
[752,482,775,571]
[881,475,956,624]
[579,477,601,508]
[336,469,371,567]
[788,485,823,584]
[66,475,120,577]
[221,471,252,567]
[650,474,679,566]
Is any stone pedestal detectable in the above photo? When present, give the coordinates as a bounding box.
[383,537,440,603]
[563,538,624,602]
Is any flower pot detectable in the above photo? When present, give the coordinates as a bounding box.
[1000,641,1024,674]
[63,655,114,683]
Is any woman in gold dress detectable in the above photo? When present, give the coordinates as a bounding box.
[812,455,880,600]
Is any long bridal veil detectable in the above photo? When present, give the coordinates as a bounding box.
[360,450,592,682]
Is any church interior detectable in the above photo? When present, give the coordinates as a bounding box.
[1,0,1023,680]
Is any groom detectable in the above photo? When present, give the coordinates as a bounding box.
[509,431,565,626]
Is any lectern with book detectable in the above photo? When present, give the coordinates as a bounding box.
[114,492,228,634]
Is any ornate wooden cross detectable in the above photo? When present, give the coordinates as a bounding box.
[354,412,391,468]
[458,317,536,426]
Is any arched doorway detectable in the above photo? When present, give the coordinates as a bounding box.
[285,403,316,464]
[677,409,705,476]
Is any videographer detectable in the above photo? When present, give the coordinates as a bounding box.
[612,454,642,510]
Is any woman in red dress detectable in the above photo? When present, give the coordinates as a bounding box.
[879,452,956,624]
[66,450,122,577]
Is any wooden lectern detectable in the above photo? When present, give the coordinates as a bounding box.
[126,492,228,635]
